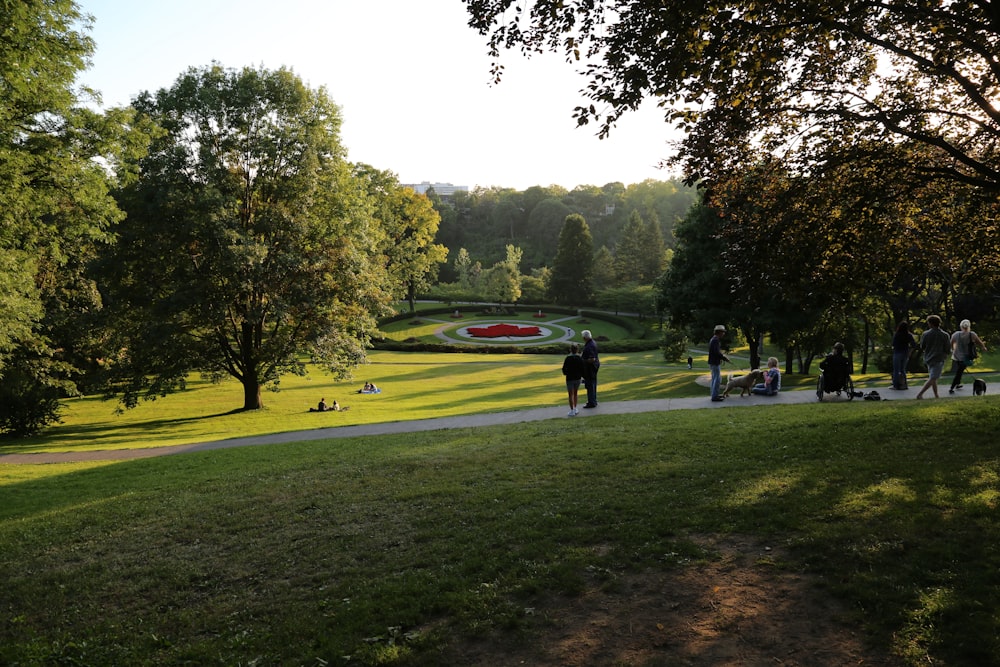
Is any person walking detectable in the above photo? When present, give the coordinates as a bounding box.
[915,315,952,399]
[949,319,987,394]
[709,325,730,402]
[561,343,586,416]
[891,321,916,390]
[581,330,600,408]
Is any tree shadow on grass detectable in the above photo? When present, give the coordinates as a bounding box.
[0,410,242,455]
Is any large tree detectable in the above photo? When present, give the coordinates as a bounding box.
[465,2,1000,192]
[101,65,390,411]
[355,166,448,313]
[657,202,743,353]
[0,0,143,435]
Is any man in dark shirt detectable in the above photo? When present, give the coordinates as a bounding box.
[581,329,600,408]
[709,325,730,402]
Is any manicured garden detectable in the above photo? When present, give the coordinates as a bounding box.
[376,305,639,349]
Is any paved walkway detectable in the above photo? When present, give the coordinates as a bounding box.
[0,384,942,465]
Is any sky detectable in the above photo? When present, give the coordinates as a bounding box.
[74,0,682,192]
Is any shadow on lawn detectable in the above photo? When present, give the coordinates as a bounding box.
[0,410,240,455]
[2,401,999,665]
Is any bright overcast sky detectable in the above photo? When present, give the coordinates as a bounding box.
[75,0,681,191]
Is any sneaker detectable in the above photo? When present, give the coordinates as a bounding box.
[711,396,725,402]
[949,388,955,394]
[583,403,596,409]
[956,385,964,390]
[568,409,577,417]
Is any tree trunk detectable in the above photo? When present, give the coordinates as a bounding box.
[861,318,870,374]
[242,378,263,410]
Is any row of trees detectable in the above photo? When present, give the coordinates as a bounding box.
[429,179,696,279]
[432,206,667,309]
[659,148,1000,373]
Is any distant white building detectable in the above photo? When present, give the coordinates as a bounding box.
[404,181,468,198]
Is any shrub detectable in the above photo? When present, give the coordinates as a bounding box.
[0,363,65,438]
[660,326,690,362]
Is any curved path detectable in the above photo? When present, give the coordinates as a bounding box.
[0,384,935,465]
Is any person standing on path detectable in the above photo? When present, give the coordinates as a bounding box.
[561,343,586,416]
[709,325,731,402]
[581,329,600,408]
[916,315,952,399]
[949,319,987,394]
[891,321,916,390]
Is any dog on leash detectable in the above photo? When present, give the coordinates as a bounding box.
[974,378,987,395]
[723,369,765,397]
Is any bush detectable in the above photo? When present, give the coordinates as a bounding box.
[0,364,64,438]
[660,326,690,362]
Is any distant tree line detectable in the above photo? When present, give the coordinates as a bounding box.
[423,181,696,315]
[428,180,697,280]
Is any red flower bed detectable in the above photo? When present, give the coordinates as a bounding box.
[467,323,541,338]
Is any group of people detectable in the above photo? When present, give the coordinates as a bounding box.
[560,329,600,416]
[707,316,987,403]
[909,315,987,399]
[310,382,383,411]
[319,316,985,417]
[707,324,782,402]
[309,397,341,412]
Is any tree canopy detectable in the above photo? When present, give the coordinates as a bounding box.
[0,0,143,435]
[355,165,448,313]
[465,1,1000,192]
[548,214,594,304]
[101,64,391,411]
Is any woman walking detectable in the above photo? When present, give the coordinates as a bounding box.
[891,321,916,390]
[949,319,987,394]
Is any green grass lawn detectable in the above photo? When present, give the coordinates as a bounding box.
[2,332,1000,665]
[0,349,706,455]
[2,332,954,456]
[2,398,999,665]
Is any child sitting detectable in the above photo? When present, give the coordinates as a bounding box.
[751,357,781,396]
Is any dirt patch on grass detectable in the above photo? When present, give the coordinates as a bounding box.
[443,535,900,666]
